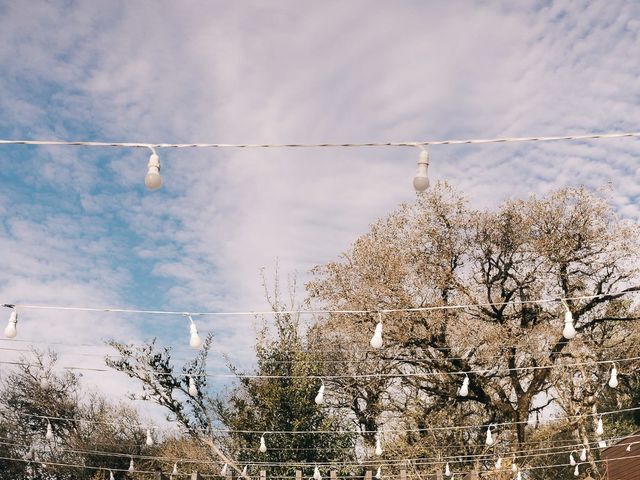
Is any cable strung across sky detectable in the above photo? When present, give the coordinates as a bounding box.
[0,130,638,191]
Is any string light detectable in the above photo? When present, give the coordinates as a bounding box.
[187,315,202,349]
[315,382,325,405]
[242,466,248,476]
[494,457,502,469]
[221,463,229,476]
[4,308,17,339]
[188,375,198,396]
[259,434,267,453]
[313,465,322,480]
[370,314,383,349]
[569,452,576,466]
[485,425,495,446]
[561,300,577,340]
[172,463,178,475]
[128,457,135,473]
[458,374,469,397]
[573,464,579,477]
[445,462,451,476]
[412,149,429,192]
[511,456,517,473]
[579,447,587,462]
[608,364,619,388]
[375,434,383,456]
[109,470,115,480]
[375,466,382,479]
[596,417,604,436]
[146,428,154,446]
[144,147,162,190]
[45,421,54,442]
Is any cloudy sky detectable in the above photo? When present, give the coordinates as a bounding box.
[1,0,639,420]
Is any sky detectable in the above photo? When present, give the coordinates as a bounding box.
[1,0,640,423]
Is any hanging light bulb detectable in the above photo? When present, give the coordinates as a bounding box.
[413,149,430,192]
[242,466,248,477]
[627,442,632,452]
[128,457,135,472]
[511,455,517,473]
[45,421,54,441]
[144,149,162,190]
[313,466,322,480]
[596,417,604,436]
[259,433,267,453]
[146,428,154,446]
[580,447,587,462]
[445,462,451,476]
[485,425,494,446]
[370,315,383,349]
[173,463,179,475]
[569,452,576,466]
[187,315,202,349]
[574,464,579,477]
[110,470,115,480]
[562,301,577,339]
[221,463,228,476]
[516,470,521,480]
[459,375,469,397]
[375,466,382,480]
[315,382,325,405]
[609,365,619,388]
[188,375,198,396]
[495,457,502,469]
[4,309,17,339]
[375,434,383,456]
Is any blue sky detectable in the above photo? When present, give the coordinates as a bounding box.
[1,0,640,414]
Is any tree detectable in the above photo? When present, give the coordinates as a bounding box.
[107,276,355,479]
[307,184,640,478]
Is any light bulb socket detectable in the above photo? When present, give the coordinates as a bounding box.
[148,153,161,171]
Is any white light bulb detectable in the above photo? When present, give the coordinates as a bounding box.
[563,308,577,339]
[189,376,198,396]
[129,458,135,472]
[580,447,587,462]
[511,456,517,472]
[110,471,115,480]
[146,428,154,446]
[445,462,451,476]
[459,375,469,397]
[516,471,521,480]
[145,153,162,190]
[315,383,325,405]
[4,310,17,339]
[413,150,430,192]
[609,366,619,388]
[189,317,202,349]
[314,466,322,480]
[259,434,267,453]
[173,463,178,475]
[221,463,228,476]
[569,452,575,466]
[495,457,502,469]
[627,443,632,452]
[375,435,383,456]
[596,417,604,436]
[370,322,383,349]
[45,421,53,441]
[574,464,579,477]
[242,466,248,476]
[375,467,382,480]
[485,425,494,446]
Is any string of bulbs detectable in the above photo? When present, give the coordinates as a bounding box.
[1,131,639,192]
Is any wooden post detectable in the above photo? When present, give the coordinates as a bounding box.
[296,471,302,480]
[399,470,406,480]
[330,471,337,480]
[260,470,266,480]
